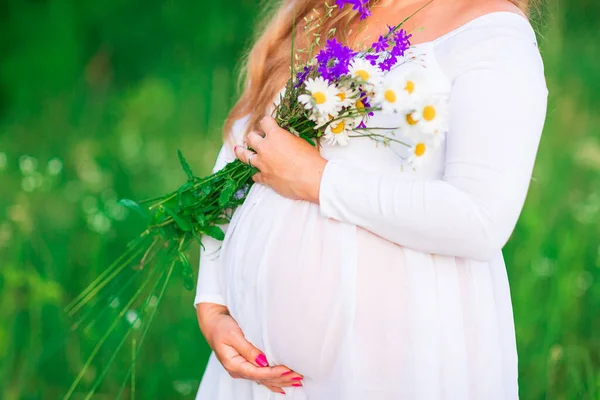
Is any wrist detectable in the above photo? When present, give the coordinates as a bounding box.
[196,302,229,343]
[303,157,328,204]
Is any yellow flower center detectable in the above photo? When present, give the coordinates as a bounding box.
[331,121,345,134]
[313,92,326,104]
[423,105,436,121]
[415,143,426,157]
[356,100,365,110]
[384,89,397,103]
[356,70,370,81]
[337,92,346,101]
[405,80,415,94]
[406,113,418,125]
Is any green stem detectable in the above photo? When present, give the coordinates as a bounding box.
[115,260,176,400]
[74,243,163,334]
[62,260,166,400]
[64,238,142,314]
[132,338,136,400]
[67,241,147,316]
[82,265,165,400]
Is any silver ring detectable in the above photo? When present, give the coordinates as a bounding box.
[248,152,256,168]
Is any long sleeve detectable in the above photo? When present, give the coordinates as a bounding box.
[318,27,548,262]
[194,118,246,307]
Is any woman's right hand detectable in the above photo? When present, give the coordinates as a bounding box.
[196,302,304,395]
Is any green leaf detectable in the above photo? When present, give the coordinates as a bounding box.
[179,182,192,191]
[178,252,194,291]
[299,132,316,146]
[177,189,196,211]
[177,149,195,181]
[192,231,205,250]
[201,184,213,197]
[195,212,207,227]
[218,181,236,207]
[119,199,150,221]
[162,205,192,232]
[214,217,230,225]
[203,225,225,241]
[151,207,167,224]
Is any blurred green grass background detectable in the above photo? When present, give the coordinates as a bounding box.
[0,0,598,399]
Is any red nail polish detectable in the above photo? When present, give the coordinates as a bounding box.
[234,145,238,151]
[292,377,303,381]
[279,390,286,394]
[255,353,269,367]
[281,371,292,376]
[292,383,302,387]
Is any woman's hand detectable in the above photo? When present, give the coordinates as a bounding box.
[234,116,328,203]
[196,303,304,394]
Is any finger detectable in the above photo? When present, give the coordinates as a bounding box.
[228,331,269,368]
[234,145,260,169]
[227,333,291,380]
[237,358,290,381]
[219,352,286,381]
[263,378,303,388]
[263,370,304,386]
[246,130,266,151]
[259,115,282,137]
[262,383,286,395]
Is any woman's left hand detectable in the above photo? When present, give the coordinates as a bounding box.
[234,116,328,203]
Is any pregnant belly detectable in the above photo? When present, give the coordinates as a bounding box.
[220,184,351,379]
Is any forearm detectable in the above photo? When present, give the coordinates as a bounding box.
[319,160,529,261]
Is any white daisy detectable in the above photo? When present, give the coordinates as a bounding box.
[298,77,342,121]
[378,68,430,114]
[406,135,437,167]
[323,116,357,147]
[348,58,383,90]
[373,72,417,114]
[336,85,360,109]
[406,96,449,143]
[399,69,430,100]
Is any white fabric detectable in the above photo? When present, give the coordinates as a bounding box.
[194,12,548,400]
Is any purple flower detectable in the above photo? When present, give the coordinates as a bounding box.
[365,53,379,66]
[378,54,397,72]
[315,38,357,81]
[390,29,412,57]
[390,43,407,58]
[357,121,367,129]
[371,35,389,53]
[395,29,412,43]
[295,65,312,88]
[367,28,411,71]
[335,0,371,20]
[360,92,375,117]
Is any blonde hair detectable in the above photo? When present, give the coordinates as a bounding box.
[223,0,532,144]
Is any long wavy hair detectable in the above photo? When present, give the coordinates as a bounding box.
[223,0,533,146]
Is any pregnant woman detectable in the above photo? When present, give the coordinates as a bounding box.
[195,0,547,398]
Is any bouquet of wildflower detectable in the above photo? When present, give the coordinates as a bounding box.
[65,1,445,398]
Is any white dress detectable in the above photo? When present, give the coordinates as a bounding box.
[194,12,548,400]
